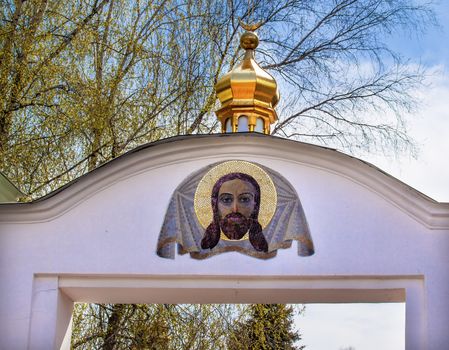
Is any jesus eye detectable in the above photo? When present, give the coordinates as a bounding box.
[219,193,234,205]
[238,194,253,204]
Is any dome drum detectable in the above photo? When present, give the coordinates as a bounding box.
[217,105,276,134]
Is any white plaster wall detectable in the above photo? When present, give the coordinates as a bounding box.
[0,135,448,349]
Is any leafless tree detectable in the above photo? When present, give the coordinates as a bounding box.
[0,0,434,195]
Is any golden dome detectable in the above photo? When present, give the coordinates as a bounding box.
[215,31,279,134]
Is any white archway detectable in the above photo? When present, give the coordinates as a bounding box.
[1,134,448,349]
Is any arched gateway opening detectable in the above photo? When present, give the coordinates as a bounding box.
[36,274,413,348]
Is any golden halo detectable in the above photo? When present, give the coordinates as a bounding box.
[194,160,277,230]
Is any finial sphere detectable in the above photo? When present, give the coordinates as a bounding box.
[240,31,259,50]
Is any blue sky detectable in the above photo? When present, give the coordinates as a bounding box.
[362,0,449,202]
[367,69,449,201]
[298,2,449,348]
[390,1,449,68]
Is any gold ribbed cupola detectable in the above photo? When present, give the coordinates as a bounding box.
[215,30,279,134]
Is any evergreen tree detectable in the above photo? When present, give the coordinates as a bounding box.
[228,304,304,350]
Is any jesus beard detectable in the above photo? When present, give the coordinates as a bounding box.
[219,212,251,240]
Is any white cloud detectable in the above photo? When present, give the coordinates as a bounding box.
[362,66,449,202]
[296,303,405,350]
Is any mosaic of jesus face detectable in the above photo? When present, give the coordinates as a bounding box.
[200,173,268,252]
[218,178,257,239]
